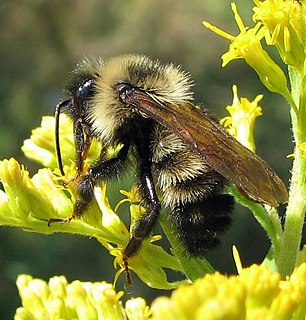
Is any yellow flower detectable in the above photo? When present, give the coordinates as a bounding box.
[253,0,305,70]
[125,298,151,320]
[152,272,246,320]
[270,263,306,319]
[151,263,306,320]
[220,85,263,152]
[15,275,126,320]
[118,187,147,225]
[203,3,290,99]
[21,115,101,170]
[239,264,281,309]
[14,264,306,319]
[0,158,72,225]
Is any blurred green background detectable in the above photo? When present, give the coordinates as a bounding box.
[0,0,292,318]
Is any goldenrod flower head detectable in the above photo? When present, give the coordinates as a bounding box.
[253,0,305,70]
[152,272,246,320]
[270,263,306,319]
[151,263,306,320]
[0,158,73,225]
[14,264,306,319]
[239,264,281,309]
[15,275,126,320]
[100,186,181,290]
[203,3,290,98]
[220,85,263,151]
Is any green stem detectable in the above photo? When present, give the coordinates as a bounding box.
[232,186,282,255]
[277,150,306,277]
[277,68,306,277]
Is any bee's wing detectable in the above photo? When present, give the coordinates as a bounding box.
[124,89,288,207]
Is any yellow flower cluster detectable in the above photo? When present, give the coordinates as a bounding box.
[152,263,306,320]
[15,262,306,320]
[253,0,305,70]
[15,275,127,320]
[203,1,303,109]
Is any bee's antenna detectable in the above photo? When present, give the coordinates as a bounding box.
[55,99,70,176]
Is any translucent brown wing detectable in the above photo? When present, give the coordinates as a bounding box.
[122,88,288,207]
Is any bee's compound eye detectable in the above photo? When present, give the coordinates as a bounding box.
[76,79,94,102]
[116,83,133,103]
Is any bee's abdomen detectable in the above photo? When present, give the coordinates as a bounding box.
[170,194,234,255]
[151,125,234,256]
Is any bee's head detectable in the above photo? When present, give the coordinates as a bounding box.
[62,58,104,120]
[54,55,194,174]
[54,58,103,175]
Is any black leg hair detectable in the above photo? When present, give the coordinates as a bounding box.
[48,143,130,224]
[123,163,161,259]
[74,118,93,175]
[73,143,130,218]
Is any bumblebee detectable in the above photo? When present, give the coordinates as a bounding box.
[52,54,288,260]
